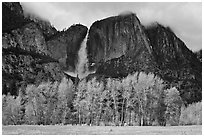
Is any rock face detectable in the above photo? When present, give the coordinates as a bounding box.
[86,13,202,104]
[145,23,202,104]
[2,2,31,33]
[31,18,58,40]
[87,13,158,77]
[194,49,202,62]
[2,2,87,95]
[47,24,88,72]
[2,3,202,104]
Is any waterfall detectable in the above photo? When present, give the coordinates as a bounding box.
[76,34,89,79]
[64,33,95,79]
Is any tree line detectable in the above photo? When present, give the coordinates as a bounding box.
[2,72,202,126]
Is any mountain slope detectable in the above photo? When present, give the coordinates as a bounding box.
[87,13,158,77]
[2,2,87,95]
[2,3,202,104]
[47,24,88,72]
[145,23,202,103]
[86,13,202,104]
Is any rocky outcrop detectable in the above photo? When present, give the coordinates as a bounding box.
[2,2,58,37]
[29,18,58,40]
[86,14,202,104]
[194,49,202,62]
[2,2,202,104]
[2,2,87,95]
[2,21,63,95]
[87,13,158,77]
[2,2,31,33]
[47,24,88,72]
[145,23,202,103]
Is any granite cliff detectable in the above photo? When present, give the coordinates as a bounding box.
[145,23,202,103]
[2,3,202,104]
[2,2,86,95]
[86,13,158,78]
[86,13,202,104]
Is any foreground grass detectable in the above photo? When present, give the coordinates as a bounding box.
[2,125,202,135]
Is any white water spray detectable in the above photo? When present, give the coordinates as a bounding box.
[77,34,97,79]
[76,34,89,78]
[64,33,96,79]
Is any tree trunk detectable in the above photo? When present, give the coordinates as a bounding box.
[139,102,143,126]
[125,106,128,125]
[129,110,131,126]
[79,112,81,125]
[97,103,102,126]
[89,111,92,126]
[121,99,125,126]
[114,99,117,124]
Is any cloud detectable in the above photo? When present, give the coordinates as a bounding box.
[21,2,202,51]
[136,3,202,51]
[21,2,70,29]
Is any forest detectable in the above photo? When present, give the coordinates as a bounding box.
[2,72,202,126]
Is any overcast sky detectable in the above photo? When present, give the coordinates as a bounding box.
[21,2,202,51]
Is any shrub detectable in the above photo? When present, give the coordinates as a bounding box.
[179,101,202,125]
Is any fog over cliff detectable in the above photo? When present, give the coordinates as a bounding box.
[21,2,202,51]
[2,2,202,104]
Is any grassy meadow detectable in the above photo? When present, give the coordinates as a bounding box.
[2,125,202,135]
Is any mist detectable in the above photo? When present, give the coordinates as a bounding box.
[20,2,201,51]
